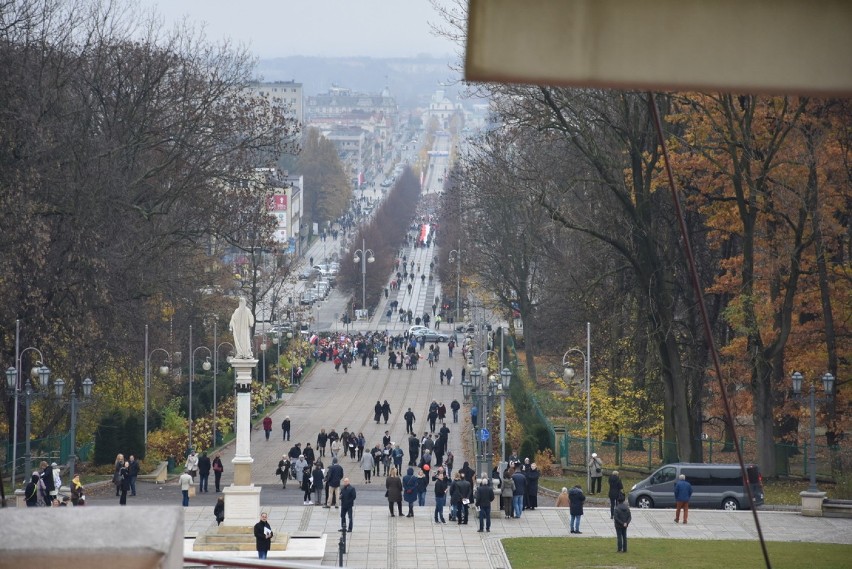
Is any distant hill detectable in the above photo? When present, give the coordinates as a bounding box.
[255,55,464,108]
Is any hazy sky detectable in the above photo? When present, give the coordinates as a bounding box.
[139,0,458,59]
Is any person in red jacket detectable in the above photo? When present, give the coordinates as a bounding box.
[263,416,273,440]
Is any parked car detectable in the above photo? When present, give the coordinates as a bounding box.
[628,463,764,511]
[300,292,317,305]
[298,267,316,280]
[412,328,449,342]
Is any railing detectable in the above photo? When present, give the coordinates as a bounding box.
[184,555,326,568]
[555,433,847,479]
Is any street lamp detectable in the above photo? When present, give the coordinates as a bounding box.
[144,324,171,456]
[563,322,592,493]
[260,336,268,391]
[53,377,93,480]
[448,241,463,323]
[5,320,51,486]
[499,367,512,464]
[188,324,212,451]
[791,371,835,493]
[353,238,375,316]
[213,319,234,449]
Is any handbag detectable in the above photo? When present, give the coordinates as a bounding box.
[275,467,282,476]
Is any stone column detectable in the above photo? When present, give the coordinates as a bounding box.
[222,357,261,527]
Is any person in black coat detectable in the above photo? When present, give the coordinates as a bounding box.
[374,401,383,424]
[568,485,586,534]
[340,478,357,532]
[476,476,495,532]
[213,497,225,525]
[526,463,541,510]
[281,416,291,441]
[408,434,420,466]
[381,400,391,423]
[608,470,625,519]
[253,513,273,559]
[24,473,40,507]
[118,461,130,505]
[197,452,212,493]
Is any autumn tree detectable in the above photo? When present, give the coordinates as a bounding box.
[298,127,351,234]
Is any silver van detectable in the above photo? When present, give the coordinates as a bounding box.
[628,463,764,511]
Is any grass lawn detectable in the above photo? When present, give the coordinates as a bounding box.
[503,537,851,568]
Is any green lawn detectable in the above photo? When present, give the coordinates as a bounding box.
[503,538,851,568]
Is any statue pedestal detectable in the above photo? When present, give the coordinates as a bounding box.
[800,490,826,517]
[224,357,260,524]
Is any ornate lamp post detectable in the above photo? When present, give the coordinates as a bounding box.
[53,377,94,480]
[562,322,591,492]
[144,324,171,456]
[5,319,50,486]
[499,367,512,464]
[353,238,375,316]
[791,371,835,493]
[448,242,463,322]
[188,324,211,451]
[213,320,234,449]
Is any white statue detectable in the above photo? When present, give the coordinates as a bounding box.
[229,297,255,359]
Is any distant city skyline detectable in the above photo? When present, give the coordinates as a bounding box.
[138,0,458,59]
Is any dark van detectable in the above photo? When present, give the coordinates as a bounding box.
[628,463,764,511]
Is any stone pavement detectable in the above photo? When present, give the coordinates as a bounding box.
[182,503,852,567]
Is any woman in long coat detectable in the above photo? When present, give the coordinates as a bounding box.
[402,467,418,517]
[386,467,403,516]
[526,463,541,510]
[374,401,382,423]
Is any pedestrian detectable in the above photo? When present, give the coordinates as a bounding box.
[214,496,225,525]
[476,475,495,532]
[340,478,356,533]
[404,408,416,434]
[374,401,383,424]
[312,463,324,505]
[450,400,460,423]
[569,484,586,534]
[501,467,515,517]
[277,455,290,489]
[185,450,199,481]
[471,405,478,428]
[608,470,624,519]
[127,455,139,496]
[281,416,291,441]
[253,512,273,559]
[386,467,404,516]
[526,462,540,509]
[301,461,313,505]
[416,467,430,506]
[70,473,85,506]
[674,474,693,524]
[24,473,39,507]
[212,453,224,492]
[381,400,391,424]
[360,449,374,484]
[614,495,632,552]
[439,369,445,384]
[179,469,193,507]
[402,467,418,517]
[433,469,448,523]
[113,453,125,496]
[262,415,273,440]
[556,486,570,507]
[118,461,130,505]
[588,452,603,493]
[197,451,211,493]
[317,428,328,457]
[323,457,344,508]
[453,472,472,524]
[511,467,526,518]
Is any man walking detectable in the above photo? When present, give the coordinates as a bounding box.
[404,408,416,434]
[340,478,357,532]
[197,451,211,493]
[281,416,291,441]
[674,474,693,524]
[450,400,460,423]
[323,457,344,508]
[476,475,495,532]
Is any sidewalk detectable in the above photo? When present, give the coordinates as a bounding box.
[182,504,852,567]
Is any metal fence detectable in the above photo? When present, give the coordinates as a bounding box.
[554,432,848,479]
[2,432,90,481]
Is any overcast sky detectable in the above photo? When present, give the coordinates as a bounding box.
[138,0,458,59]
